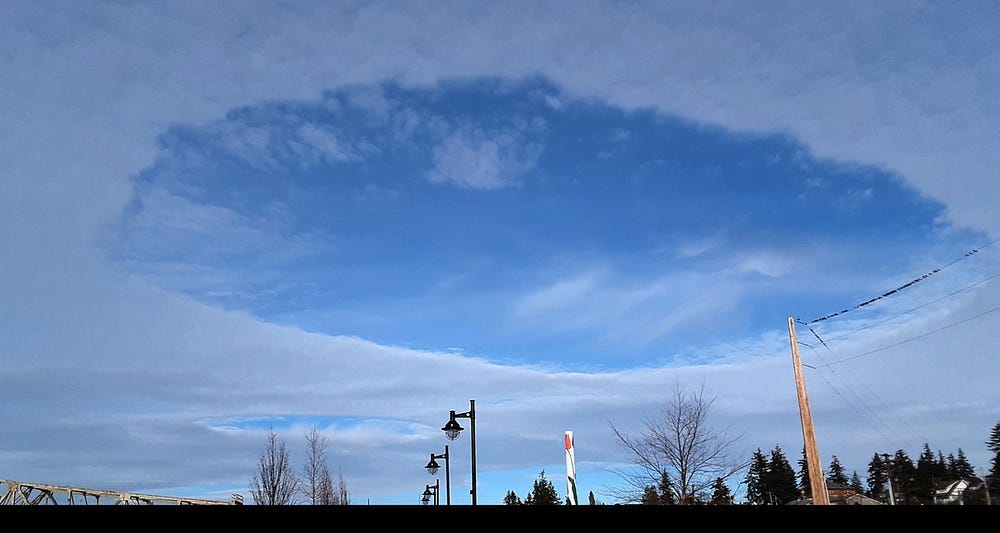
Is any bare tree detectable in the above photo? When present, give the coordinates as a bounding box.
[318,466,350,505]
[609,382,748,504]
[301,426,328,504]
[299,425,350,505]
[250,430,299,505]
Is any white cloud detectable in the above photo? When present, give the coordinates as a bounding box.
[3,1,999,505]
[426,125,542,190]
[296,124,357,163]
[514,266,745,348]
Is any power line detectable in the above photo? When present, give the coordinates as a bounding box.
[801,236,1000,325]
[803,329,925,451]
[820,272,1000,343]
[815,305,1000,368]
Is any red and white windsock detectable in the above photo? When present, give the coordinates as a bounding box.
[565,430,578,505]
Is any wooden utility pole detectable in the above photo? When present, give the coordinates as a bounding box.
[788,317,830,505]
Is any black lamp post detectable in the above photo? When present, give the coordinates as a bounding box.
[425,444,451,505]
[442,399,476,505]
[421,479,440,506]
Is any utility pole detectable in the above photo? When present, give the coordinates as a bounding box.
[788,317,830,505]
[883,454,895,505]
[981,470,991,506]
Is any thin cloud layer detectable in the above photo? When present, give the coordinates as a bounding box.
[2,1,999,506]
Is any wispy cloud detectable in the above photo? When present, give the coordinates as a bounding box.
[427,122,544,190]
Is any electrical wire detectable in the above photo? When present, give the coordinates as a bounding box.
[815,305,1000,368]
[819,272,1000,343]
[800,236,1000,325]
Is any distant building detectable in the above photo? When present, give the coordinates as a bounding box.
[788,479,884,505]
[825,480,856,502]
[933,477,984,505]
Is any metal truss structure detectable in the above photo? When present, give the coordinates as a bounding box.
[0,477,243,506]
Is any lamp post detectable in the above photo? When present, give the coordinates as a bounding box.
[421,479,440,506]
[425,445,451,505]
[442,399,476,505]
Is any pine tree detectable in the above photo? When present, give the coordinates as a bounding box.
[743,448,768,505]
[588,490,597,505]
[914,443,938,504]
[503,490,522,505]
[866,453,888,501]
[891,449,917,505]
[988,421,1000,499]
[849,471,864,494]
[526,470,561,505]
[953,448,975,479]
[827,455,848,485]
[656,470,676,504]
[641,485,660,504]
[989,422,1000,454]
[934,450,949,480]
[766,445,800,504]
[710,477,733,505]
[797,447,811,498]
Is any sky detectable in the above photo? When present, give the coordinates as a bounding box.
[2,1,999,506]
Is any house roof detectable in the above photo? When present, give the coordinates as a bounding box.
[934,477,983,495]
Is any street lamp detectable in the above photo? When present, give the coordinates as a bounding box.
[421,479,440,506]
[425,445,451,505]
[442,399,476,505]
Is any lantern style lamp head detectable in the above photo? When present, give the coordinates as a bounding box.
[425,454,441,475]
[441,410,464,440]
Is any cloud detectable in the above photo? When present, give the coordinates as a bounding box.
[513,266,746,350]
[427,124,543,190]
[3,1,1000,506]
[296,123,359,164]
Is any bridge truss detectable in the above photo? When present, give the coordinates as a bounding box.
[0,477,243,506]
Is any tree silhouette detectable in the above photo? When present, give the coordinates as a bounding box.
[609,383,746,504]
[249,430,299,505]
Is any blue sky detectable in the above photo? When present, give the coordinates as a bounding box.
[2,1,1000,506]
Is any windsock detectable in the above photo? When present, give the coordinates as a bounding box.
[565,430,578,505]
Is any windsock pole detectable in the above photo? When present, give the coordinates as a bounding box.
[565,430,578,505]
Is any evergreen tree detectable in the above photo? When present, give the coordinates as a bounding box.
[641,485,660,504]
[946,452,957,478]
[797,446,811,498]
[640,471,677,505]
[526,470,561,505]
[866,453,888,501]
[988,421,1000,499]
[849,471,864,494]
[891,449,917,505]
[953,448,975,479]
[827,455,848,485]
[933,450,949,481]
[709,477,733,505]
[914,443,938,504]
[989,421,1000,455]
[656,470,677,504]
[503,490,522,505]
[766,445,800,504]
[743,448,768,505]
[588,490,597,505]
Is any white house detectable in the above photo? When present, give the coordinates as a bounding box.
[933,477,983,505]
